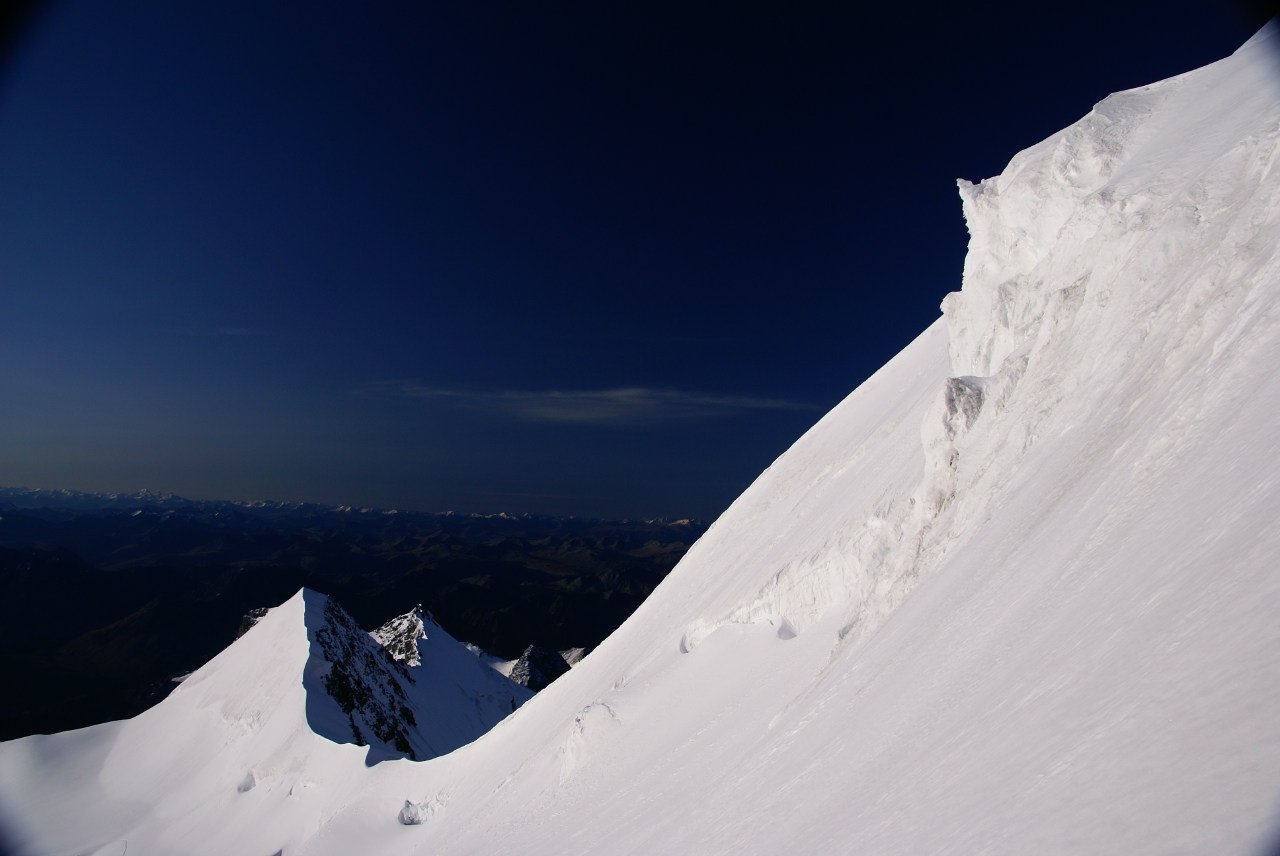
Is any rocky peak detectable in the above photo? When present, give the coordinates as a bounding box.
[508,644,570,692]
[309,594,420,759]
[559,646,591,667]
[235,606,270,639]
[370,605,430,667]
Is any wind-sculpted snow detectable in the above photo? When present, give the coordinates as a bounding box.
[4,22,1280,856]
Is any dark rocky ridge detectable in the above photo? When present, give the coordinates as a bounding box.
[509,644,572,693]
[312,596,418,758]
[235,607,270,639]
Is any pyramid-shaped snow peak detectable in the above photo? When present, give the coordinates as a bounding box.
[0,589,527,854]
[5,22,1280,856]
[296,591,529,763]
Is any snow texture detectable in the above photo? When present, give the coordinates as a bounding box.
[3,22,1280,856]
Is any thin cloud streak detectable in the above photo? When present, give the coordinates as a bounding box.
[182,327,273,338]
[214,327,271,337]
[365,381,819,425]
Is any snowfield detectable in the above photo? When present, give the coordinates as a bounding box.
[4,22,1280,856]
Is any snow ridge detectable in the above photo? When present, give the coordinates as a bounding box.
[679,25,1280,668]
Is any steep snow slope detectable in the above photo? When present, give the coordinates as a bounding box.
[0,590,357,855]
[4,23,1280,856]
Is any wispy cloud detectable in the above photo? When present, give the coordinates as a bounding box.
[213,327,271,337]
[364,381,817,425]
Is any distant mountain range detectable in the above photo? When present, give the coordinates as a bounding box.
[0,486,704,740]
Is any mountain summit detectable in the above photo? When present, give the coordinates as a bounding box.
[371,605,430,667]
[3,23,1280,856]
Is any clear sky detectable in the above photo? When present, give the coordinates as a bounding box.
[0,1,1270,519]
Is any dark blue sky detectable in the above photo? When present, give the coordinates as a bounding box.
[0,1,1270,518]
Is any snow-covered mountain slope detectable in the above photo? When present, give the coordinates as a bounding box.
[5,22,1280,856]
[0,590,528,854]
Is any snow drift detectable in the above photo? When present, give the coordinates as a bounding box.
[4,22,1280,856]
